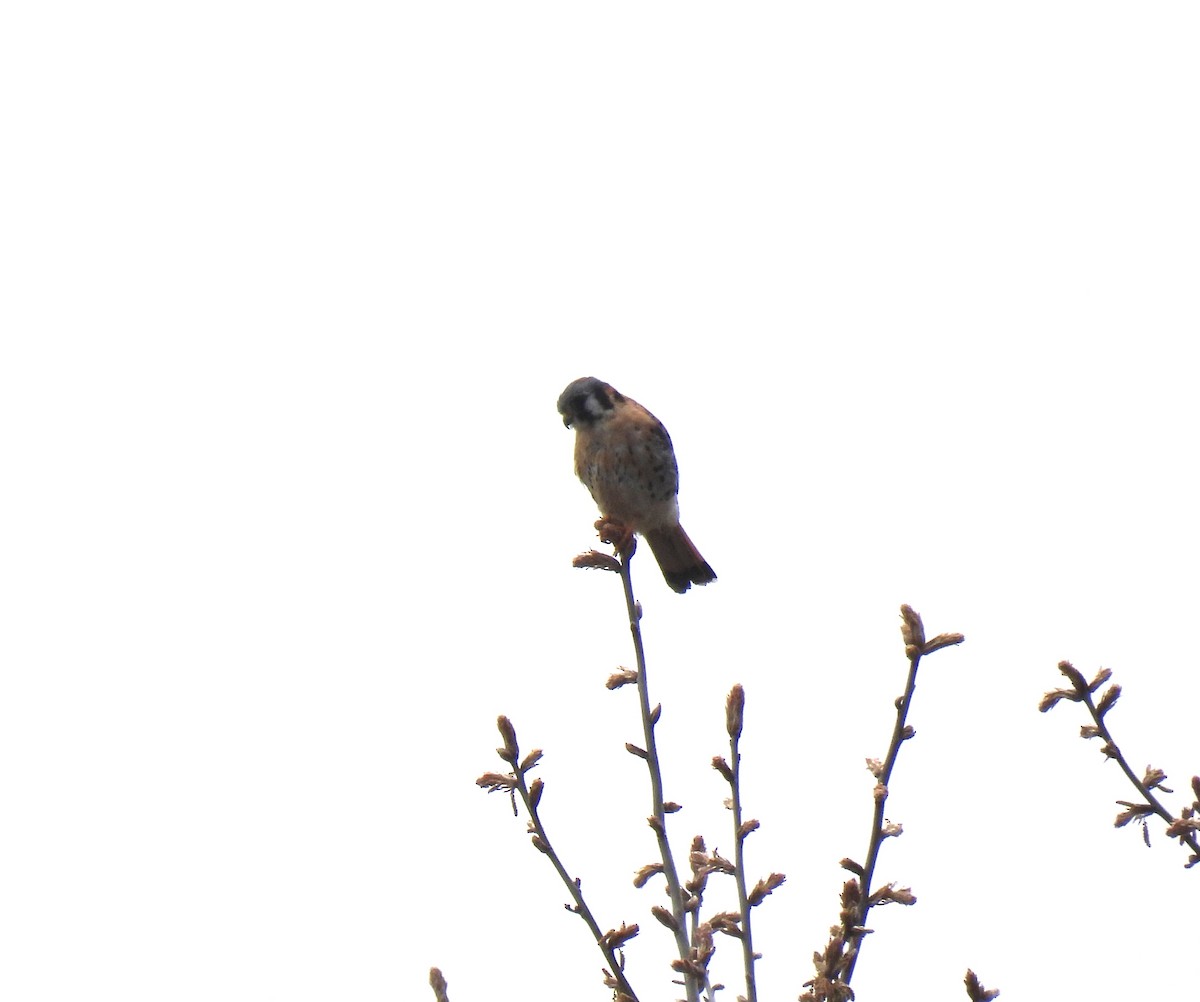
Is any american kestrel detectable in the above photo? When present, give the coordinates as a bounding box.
[557,377,716,594]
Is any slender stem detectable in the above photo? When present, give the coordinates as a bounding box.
[1080,690,1200,859]
[729,729,757,1002]
[618,553,700,1002]
[842,650,922,985]
[514,767,640,1002]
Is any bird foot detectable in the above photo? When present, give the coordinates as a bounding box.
[595,518,636,557]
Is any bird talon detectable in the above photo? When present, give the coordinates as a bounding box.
[595,518,636,557]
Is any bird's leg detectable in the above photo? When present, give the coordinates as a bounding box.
[594,517,637,558]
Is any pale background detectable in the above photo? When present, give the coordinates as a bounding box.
[3,3,1197,1001]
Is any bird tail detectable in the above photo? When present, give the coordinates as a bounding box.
[643,524,717,594]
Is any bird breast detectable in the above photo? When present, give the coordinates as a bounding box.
[574,411,680,532]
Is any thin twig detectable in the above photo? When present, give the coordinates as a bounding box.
[1082,694,1183,833]
[803,608,962,1001]
[618,552,702,1002]
[726,686,758,1002]
[477,719,641,1002]
[522,774,640,998]
[841,641,922,985]
[1041,662,1200,865]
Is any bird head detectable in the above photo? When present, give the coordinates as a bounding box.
[557,376,622,429]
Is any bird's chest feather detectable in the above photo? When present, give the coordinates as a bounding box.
[574,411,680,529]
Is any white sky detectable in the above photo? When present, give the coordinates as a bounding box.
[4,4,1198,1001]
